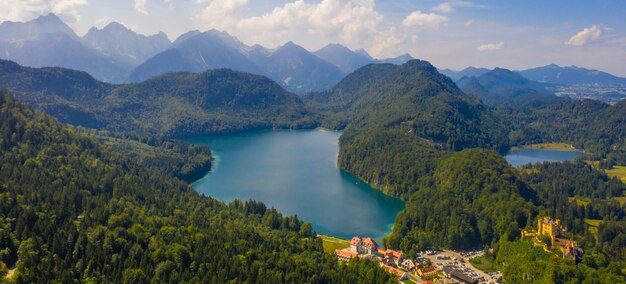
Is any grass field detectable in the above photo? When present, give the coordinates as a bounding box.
[606,166,626,183]
[512,142,581,151]
[568,197,590,206]
[585,219,604,227]
[320,235,350,254]
[469,256,500,273]
[585,219,605,240]
[614,196,626,206]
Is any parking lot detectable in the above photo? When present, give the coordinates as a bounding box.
[417,249,502,284]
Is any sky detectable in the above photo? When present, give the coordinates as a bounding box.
[1,0,625,76]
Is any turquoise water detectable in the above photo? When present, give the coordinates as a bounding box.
[505,149,584,167]
[188,129,405,242]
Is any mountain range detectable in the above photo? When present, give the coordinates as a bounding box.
[83,22,171,66]
[0,14,414,94]
[0,14,131,82]
[1,13,624,100]
[443,64,626,87]
[518,64,626,86]
[444,65,626,104]
[313,43,415,74]
[457,68,560,107]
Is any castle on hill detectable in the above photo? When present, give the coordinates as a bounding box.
[522,216,583,260]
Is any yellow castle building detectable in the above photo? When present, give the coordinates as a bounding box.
[522,216,582,260]
[538,216,562,240]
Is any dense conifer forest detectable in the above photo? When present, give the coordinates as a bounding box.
[0,91,395,283]
[2,56,626,282]
[307,60,626,282]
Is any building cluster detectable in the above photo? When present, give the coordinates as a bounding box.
[521,216,583,260]
[334,236,438,281]
[443,266,479,284]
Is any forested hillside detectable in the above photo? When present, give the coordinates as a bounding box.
[307,60,508,151]
[81,129,213,183]
[306,60,508,198]
[500,98,626,158]
[306,59,626,282]
[0,60,314,137]
[385,149,538,251]
[0,91,394,283]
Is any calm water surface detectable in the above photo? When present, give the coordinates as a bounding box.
[188,129,405,242]
[505,149,584,167]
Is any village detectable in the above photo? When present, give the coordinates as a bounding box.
[332,216,581,283]
[333,236,500,284]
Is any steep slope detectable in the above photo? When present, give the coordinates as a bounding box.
[314,43,373,73]
[250,41,346,94]
[455,76,488,98]
[308,60,508,151]
[0,13,78,40]
[518,64,626,86]
[385,149,537,252]
[0,60,313,137]
[304,63,398,129]
[83,22,171,66]
[305,60,508,199]
[0,59,112,128]
[127,30,261,83]
[0,91,394,283]
[0,14,131,82]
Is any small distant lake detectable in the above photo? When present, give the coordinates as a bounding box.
[187,129,405,242]
[505,149,584,167]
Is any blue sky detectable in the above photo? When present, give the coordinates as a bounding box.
[1,0,625,76]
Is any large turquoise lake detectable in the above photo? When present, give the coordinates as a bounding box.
[188,129,405,242]
[505,149,584,167]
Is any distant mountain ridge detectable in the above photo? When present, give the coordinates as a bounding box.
[0,14,131,82]
[517,64,626,86]
[314,44,415,74]
[313,44,373,74]
[440,67,490,81]
[457,68,559,107]
[443,64,626,87]
[0,14,416,93]
[83,22,171,66]
[129,34,411,94]
[127,30,263,83]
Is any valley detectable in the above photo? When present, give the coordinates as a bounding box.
[1,57,626,283]
[1,7,626,283]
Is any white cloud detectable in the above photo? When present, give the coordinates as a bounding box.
[477,41,504,51]
[432,1,482,14]
[94,16,110,28]
[402,10,447,29]
[134,0,148,15]
[196,0,385,52]
[464,20,474,26]
[198,0,248,30]
[0,0,87,23]
[433,2,453,13]
[565,25,601,46]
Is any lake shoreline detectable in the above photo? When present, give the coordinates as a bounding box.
[511,142,584,152]
[187,129,405,242]
[505,148,585,167]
